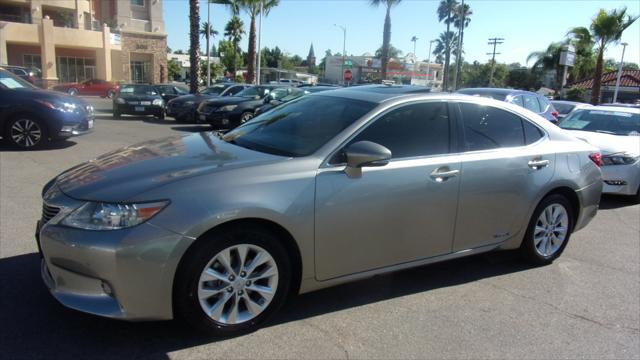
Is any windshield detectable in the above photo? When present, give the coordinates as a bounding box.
[280,91,305,102]
[120,85,157,95]
[236,86,272,98]
[223,95,376,157]
[201,85,225,95]
[0,69,37,90]
[559,109,640,136]
[553,102,577,115]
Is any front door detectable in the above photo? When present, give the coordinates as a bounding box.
[315,101,460,281]
[451,101,555,251]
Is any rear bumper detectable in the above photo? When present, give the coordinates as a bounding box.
[601,162,640,196]
[574,180,603,232]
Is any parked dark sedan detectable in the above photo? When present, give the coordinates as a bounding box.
[154,84,189,103]
[255,86,337,115]
[166,83,248,123]
[458,88,559,123]
[113,84,165,119]
[197,85,289,128]
[0,67,93,149]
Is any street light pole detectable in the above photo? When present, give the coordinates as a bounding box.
[411,36,418,84]
[613,42,628,103]
[334,24,346,85]
[256,0,263,85]
[206,0,211,87]
[425,39,436,88]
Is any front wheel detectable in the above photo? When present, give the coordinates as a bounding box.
[156,111,165,120]
[5,116,48,149]
[174,226,291,336]
[68,88,78,96]
[239,112,254,125]
[106,89,116,99]
[520,194,573,265]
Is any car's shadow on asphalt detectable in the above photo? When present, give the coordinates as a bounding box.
[0,139,77,152]
[170,125,213,133]
[599,194,638,209]
[0,250,533,359]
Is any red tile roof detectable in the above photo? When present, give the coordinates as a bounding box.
[569,69,640,89]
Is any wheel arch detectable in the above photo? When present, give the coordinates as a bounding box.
[3,110,51,139]
[543,186,580,228]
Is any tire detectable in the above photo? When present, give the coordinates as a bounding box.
[5,116,48,149]
[174,225,291,336]
[156,111,165,120]
[113,111,120,119]
[520,194,574,265]
[634,186,640,204]
[68,88,78,96]
[239,112,253,125]
[106,89,116,99]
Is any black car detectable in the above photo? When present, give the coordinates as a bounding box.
[255,86,337,115]
[197,85,290,128]
[154,84,189,103]
[113,84,165,119]
[0,67,93,149]
[166,83,248,123]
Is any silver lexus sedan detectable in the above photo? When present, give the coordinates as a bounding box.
[37,86,602,336]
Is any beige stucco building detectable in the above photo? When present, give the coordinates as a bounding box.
[0,0,167,86]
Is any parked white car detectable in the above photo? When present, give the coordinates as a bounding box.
[559,106,640,201]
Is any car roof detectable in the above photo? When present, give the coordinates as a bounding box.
[318,85,432,103]
[457,87,537,100]
[551,100,586,105]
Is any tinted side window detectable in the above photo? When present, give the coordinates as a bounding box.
[523,95,542,113]
[161,86,176,95]
[523,120,543,145]
[228,86,243,95]
[510,95,524,107]
[350,102,450,159]
[537,96,550,112]
[460,103,525,151]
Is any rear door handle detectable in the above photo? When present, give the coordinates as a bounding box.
[430,168,459,182]
[528,159,549,170]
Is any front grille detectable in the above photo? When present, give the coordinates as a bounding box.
[42,203,61,223]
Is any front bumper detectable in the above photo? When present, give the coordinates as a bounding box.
[37,188,192,320]
[115,103,164,116]
[600,161,640,196]
[166,103,196,120]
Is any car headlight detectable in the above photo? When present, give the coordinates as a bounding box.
[602,154,639,165]
[219,105,237,112]
[35,99,77,112]
[61,201,169,230]
[115,98,126,104]
[152,99,164,106]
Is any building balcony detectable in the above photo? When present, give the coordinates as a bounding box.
[1,21,121,51]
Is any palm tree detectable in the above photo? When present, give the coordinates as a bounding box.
[437,0,459,91]
[237,0,279,84]
[452,2,472,89]
[527,42,565,90]
[370,0,402,80]
[569,8,638,104]
[200,22,219,56]
[224,16,245,74]
[433,31,458,66]
[375,44,403,59]
[566,27,596,83]
[188,0,200,93]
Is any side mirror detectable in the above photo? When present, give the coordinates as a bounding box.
[345,141,391,168]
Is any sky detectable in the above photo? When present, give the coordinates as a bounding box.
[164,0,640,67]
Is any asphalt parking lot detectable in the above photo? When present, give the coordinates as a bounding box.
[0,97,639,359]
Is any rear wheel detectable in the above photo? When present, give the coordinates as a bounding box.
[68,88,78,96]
[156,111,165,120]
[5,116,48,149]
[113,111,121,119]
[239,112,253,125]
[174,226,291,336]
[520,194,573,265]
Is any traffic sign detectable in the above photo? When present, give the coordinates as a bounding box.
[343,69,353,82]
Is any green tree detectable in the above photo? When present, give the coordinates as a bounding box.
[174,49,185,55]
[569,8,638,104]
[167,59,181,81]
[200,21,219,55]
[375,44,403,59]
[452,2,472,90]
[437,0,459,91]
[527,42,565,90]
[433,31,458,65]
[218,39,243,73]
[188,0,200,93]
[369,0,402,80]
[200,60,224,80]
[224,15,245,74]
[566,27,596,82]
[237,0,279,83]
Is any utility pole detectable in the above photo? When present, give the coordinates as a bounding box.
[425,39,436,88]
[487,37,504,87]
[613,42,628,103]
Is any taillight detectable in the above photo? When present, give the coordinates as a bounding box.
[589,153,602,167]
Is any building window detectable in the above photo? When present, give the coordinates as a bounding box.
[130,61,151,83]
[23,54,42,70]
[57,57,96,83]
[131,0,144,7]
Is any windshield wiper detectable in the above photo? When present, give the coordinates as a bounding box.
[595,130,617,135]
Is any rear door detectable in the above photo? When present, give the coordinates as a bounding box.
[451,101,554,251]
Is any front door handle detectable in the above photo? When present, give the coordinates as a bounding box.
[430,167,459,182]
[528,159,550,170]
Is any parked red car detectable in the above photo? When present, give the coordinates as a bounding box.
[52,79,118,98]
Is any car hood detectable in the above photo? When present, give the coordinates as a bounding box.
[54,132,283,202]
[568,130,640,157]
[15,88,87,106]
[203,96,254,106]
[171,94,217,103]
[118,94,162,101]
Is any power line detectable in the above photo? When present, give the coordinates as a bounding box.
[487,37,504,87]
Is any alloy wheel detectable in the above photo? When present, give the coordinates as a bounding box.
[533,204,569,257]
[197,244,279,325]
[10,119,42,148]
[240,113,253,124]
